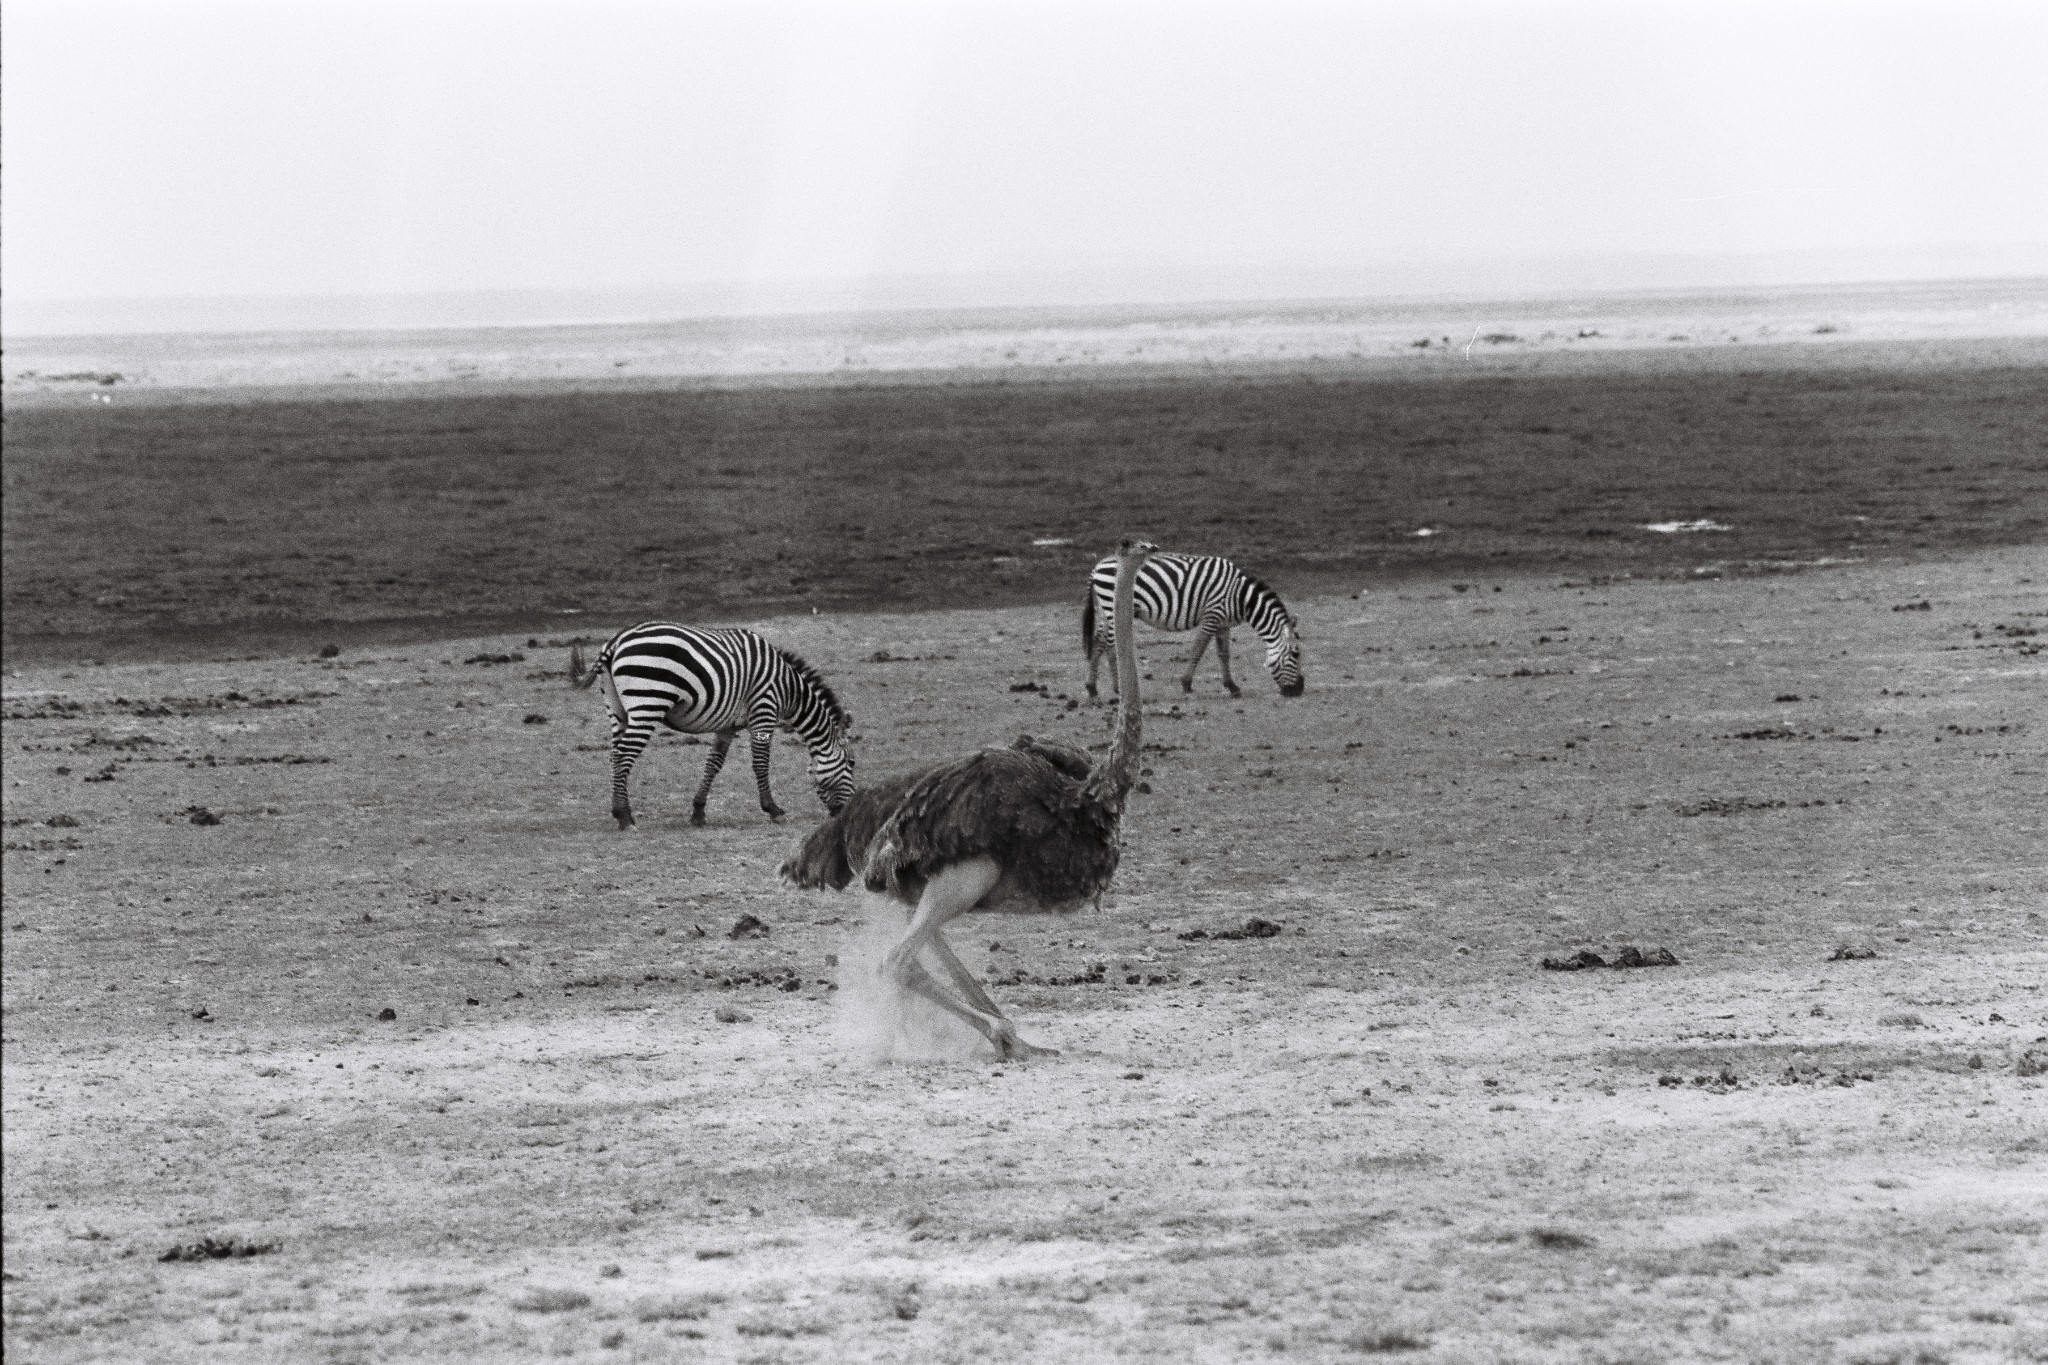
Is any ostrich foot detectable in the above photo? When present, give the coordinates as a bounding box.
[993,1025,1060,1061]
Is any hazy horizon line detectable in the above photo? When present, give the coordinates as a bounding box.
[7,242,2044,340]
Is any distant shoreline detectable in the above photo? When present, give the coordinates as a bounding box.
[8,276,2043,407]
[8,336,2048,416]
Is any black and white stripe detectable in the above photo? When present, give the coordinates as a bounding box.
[1082,552,1304,699]
[572,623,855,829]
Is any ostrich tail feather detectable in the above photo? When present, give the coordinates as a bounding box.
[781,766,934,892]
[780,812,856,889]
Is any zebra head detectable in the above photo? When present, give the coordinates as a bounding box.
[1237,570,1304,697]
[1269,619,1305,697]
[808,724,856,814]
[777,647,858,814]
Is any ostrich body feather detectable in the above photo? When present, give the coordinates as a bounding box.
[780,735,1111,913]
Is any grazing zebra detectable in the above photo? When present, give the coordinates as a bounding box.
[1083,552,1304,700]
[570,623,854,830]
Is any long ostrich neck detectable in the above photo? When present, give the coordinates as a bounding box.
[1084,550,1145,810]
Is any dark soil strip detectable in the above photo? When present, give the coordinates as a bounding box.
[6,360,2043,664]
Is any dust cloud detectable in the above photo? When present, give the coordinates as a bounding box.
[833,905,995,1065]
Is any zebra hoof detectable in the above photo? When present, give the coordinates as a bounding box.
[1226,684,1242,698]
[689,809,707,828]
[764,809,787,824]
[614,815,636,831]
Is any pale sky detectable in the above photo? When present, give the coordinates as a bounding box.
[5,0,2046,309]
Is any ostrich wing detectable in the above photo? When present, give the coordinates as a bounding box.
[863,748,1121,908]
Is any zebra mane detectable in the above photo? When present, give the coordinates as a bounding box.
[778,647,852,729]
[1239,571,1298,629]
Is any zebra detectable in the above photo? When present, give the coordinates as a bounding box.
[569,623,855,830]
[1082,552,1304,700]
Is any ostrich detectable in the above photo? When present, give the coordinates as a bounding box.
[781,538,1159,1060]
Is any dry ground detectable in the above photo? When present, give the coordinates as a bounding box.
[5,542,2044,1363]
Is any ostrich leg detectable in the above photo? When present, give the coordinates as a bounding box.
[882,858,1058,1060]
[689,729,738,826]
[923,934,1004,1019]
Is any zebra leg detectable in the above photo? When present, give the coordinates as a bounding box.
[748,727,786,822]
[690,729,738,827]
[1181,628,1215,695]
[1084,626,1107,704]
[1215,628,1242,697]
[609,721,658,830]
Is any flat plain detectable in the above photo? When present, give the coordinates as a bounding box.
[3,339,2046,1363]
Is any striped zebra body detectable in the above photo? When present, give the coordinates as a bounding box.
[572,622,854,830]
[1082,553,1303,699]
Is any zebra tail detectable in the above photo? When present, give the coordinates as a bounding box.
[568,642,600,690]
[1081,589,1097,656]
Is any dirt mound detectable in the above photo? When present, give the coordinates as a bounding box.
[1541,945,1679,971]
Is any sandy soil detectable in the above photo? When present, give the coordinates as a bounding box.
[4,542,2044,1362]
